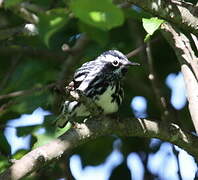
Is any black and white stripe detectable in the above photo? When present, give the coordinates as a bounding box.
[56,50,139,127]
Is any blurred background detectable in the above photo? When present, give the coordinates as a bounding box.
[0,0,197,179]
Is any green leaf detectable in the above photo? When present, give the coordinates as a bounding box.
[0,156,9,173]
[32,125,70,148]
[3,58,56,114]
[79,22,109,45]
[32,115,71,148]
[38,8,69,47]
[5,59,57,92]
[12,149,29,160]
[70,0,124,30]
[4,0,23,8]
[144,33,151,42]
[142,17,164,36]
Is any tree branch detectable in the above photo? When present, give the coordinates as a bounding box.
[127,0,198,36]
[161,23,198,133]
[146,42,169,116]
[0,23,39,40]
[12,5,39,24]
[0,83,55,100]
[0,25,25,40]
[0,100,15,114]
[145,41,176,125]
[20,2,45,13]
[0,46,66,62]
[126,38,159,58]
[0,117,198,180]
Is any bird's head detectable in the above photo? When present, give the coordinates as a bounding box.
[97,50,140,79]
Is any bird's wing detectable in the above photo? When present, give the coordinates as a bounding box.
[72,60,99,89]
[75,60,104,92]
[74,61,95,81]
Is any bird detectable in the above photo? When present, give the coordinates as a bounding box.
[56,50,140,128]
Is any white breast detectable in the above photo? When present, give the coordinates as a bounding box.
[95,86,118,114]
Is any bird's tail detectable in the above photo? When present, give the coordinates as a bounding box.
[55,100,91,128]
[54,100,71,128]
[55,101,79,128]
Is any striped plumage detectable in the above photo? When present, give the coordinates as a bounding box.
[56,50,139,128]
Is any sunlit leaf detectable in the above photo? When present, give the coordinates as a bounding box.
[70,0,124,30]
[12,149,29,160]
[142,17,164,36]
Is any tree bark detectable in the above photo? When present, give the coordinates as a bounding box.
[128,0,198,36]
[161,23,198,133]
[0,117,198,180]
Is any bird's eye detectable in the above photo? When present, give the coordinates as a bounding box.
[112,60,119,67]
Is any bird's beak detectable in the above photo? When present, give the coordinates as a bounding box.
[126,60,140,66]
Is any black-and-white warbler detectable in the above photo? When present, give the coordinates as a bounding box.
[56,50,139,127]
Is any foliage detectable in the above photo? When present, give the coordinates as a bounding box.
[38,8,69,47]
[71,0,124,30]
[0,0,197,179]
[142,17,164,41]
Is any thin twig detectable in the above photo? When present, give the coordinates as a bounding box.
[126,38,159,58]
[126,44,147,58]
[0,46,67,62]
[20,2,45,13]
[0,100,15,114]
[0,25,26,40]
[13,5,38,24]
[0,83,55,100]
[0,23,39,40]
[146,41,171,122]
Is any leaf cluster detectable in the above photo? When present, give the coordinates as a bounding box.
[0,0,197,179]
